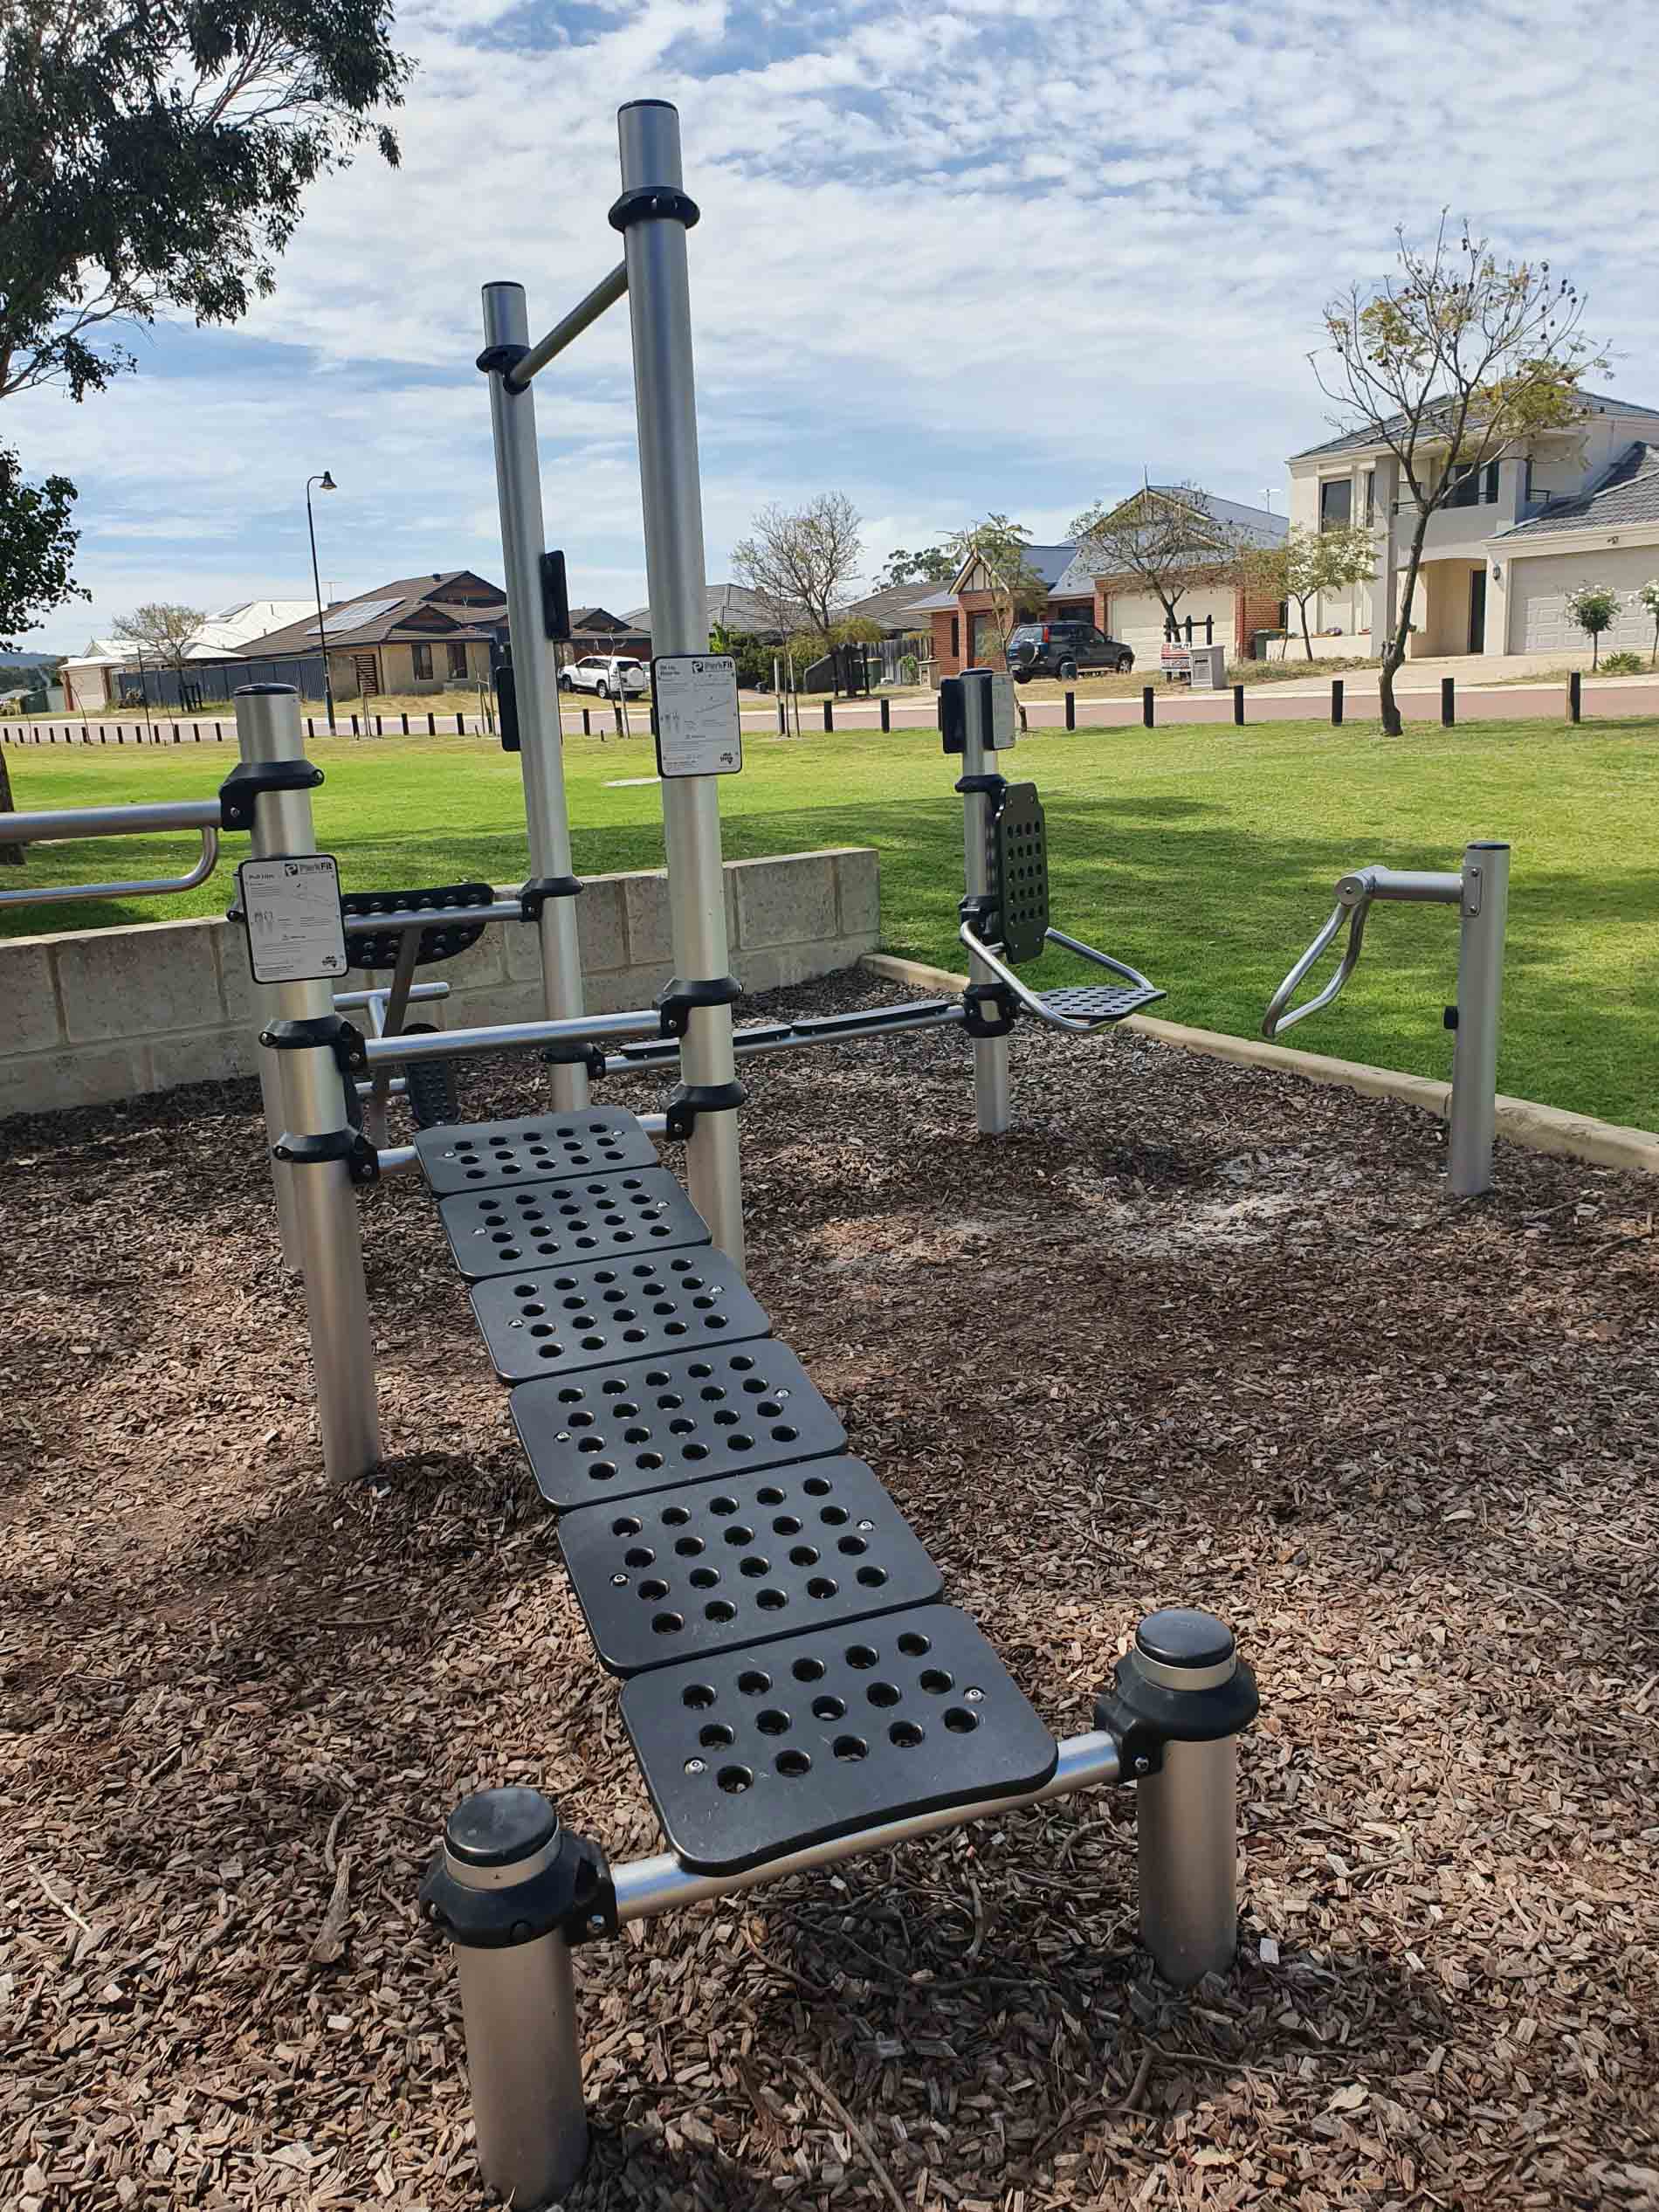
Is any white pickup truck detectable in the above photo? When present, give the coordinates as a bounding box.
[559,653,649,699]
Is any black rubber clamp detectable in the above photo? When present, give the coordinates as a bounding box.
[476,341,531,378]
[962,982,1018,1038]
[217,757,324,832]
[1443,1004,1459,1030]
[657,973,743,1038]
[664,1078,746,1140]
[960,891,1000,941]
[258,1013,367,1075]
[609,185,700,233]
[954,772,1008,803]
[540,1041,608,1078]
[421,1825,616,1953]
[520,874,583,922]
[1093,1641,1259,1778]
[271,1127,381,1186]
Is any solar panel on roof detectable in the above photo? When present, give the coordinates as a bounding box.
[306,596,405,637]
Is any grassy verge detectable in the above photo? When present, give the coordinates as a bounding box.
[4,715,1656,1127]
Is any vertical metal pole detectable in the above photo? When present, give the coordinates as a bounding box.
[237,712,303,1274]
[1447,840,1509,1197]
[616,100,744,1266]
[479,282,589,1113]
[235,686,382,1483]
[960,670,1010,1135]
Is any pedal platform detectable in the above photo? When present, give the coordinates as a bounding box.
[416,1108,659,1196]
[1040,982,1167,1023]
[438,1168,709,1282]
[559,1458,941,1675]
[992,782,1050,965]
[511,1340,847,1513]
[470,1246,770,1384]
[621,1606,1058,1873]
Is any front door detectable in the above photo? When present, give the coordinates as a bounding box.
[353,651,379,699]
[1467,566,1487,654]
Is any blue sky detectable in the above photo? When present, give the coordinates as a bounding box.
[11,0,1657,649]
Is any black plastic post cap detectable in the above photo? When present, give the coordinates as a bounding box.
[445,1787,560,1868]
[1136,1609,1236,1671]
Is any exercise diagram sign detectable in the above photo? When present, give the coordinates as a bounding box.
[652,653,742,778]
[237,854,349,984]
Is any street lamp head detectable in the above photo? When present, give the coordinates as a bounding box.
[319,470,337,492]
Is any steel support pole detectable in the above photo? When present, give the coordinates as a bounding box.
[479,281,589,1113]
[233,721,301,1272]
[235,686,381,1482]
[960,669,1010,1134]
[1447,840,1509,1197]
[616,100,744,1266]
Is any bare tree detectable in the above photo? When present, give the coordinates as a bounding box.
[1316,217,1601,733]
[1068,483,1235,640]
[114,602,205,675]
[732,494,864,654]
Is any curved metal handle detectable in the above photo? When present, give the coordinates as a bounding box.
[959,921,1146,1036]
[1262,886,1372,1037]
[0,823,221,911]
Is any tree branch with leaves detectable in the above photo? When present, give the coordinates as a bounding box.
[941,514,1048,727]
[114,603,208,676]
[1281,523,1376,658]
[1068,483,1236,639]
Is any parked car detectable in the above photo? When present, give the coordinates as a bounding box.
[559,654,649,699]
[1004,622,1134,681]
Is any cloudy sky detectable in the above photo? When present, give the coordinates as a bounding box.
[11,0,1656,650]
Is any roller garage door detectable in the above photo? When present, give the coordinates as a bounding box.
[1106,586,1235,657]
[1510,546,1659,653]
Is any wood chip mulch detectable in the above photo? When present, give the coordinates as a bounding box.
[3,969,1656,2212]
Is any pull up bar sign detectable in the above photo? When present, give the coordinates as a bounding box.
[652,653,742,778]
[237,854,348,983]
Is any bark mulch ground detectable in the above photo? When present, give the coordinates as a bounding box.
[3,970,1656,2212]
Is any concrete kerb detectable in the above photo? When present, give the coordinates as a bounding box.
[861,954,1659,1179]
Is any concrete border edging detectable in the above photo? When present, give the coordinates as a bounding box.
[861,953,1659,1178]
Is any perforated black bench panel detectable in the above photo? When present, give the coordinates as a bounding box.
[622,1606,1057,1873]
[416,1109,658,1196]
[512,1341,847,1512]
[992,782,1050,964]
[438,1168,708,1282]
[470,1247,769,1383]
[1040,982,1167,1023]
[341,881,495,972]
[560,1459,940,1676]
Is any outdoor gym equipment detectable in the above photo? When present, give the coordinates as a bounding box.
[1263,842,1510,1196]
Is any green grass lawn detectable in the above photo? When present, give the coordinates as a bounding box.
[5,716,1656,1128]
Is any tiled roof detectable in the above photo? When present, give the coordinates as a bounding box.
[842,582,941,631]
[1495,441,1659,538]
[623,584,783,637]
[237,571,506,655]
[1290,390,1659,463]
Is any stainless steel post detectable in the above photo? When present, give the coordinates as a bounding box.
[1111,1609,1256,1987]
[616,100,744,1265]
[479,281,589,1114]
[235,718,302,1271]
[960,668,1010,1134]
[423,1790,589,2207]
[235,686,382,1483]
[1448,840,1509,1198]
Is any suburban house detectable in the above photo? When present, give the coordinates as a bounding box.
[913,492,1286,680]
[1287,393,1659,658]
[58,598,313,710]
[237,570,508,697]
[566,606,651,658]
[623,583,781,642]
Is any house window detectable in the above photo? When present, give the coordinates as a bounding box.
[1363,471,1375,525]
[1444,461,1498,509]
[949,614,960,658]
[1522,457,1533,504]
[412,641,433,679]
[1484,461,1500,503]
[447,641,468,678]
[1319,479,1353,529]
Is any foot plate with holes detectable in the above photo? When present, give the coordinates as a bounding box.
[560,1459,940,1675]
[416,1109,658,1196]
[438,1167,709,1282]
[1039,982,1167,1023]
[621,1605,1057,1873]
[512,1342,846,1512]
[470,1247,770,1383]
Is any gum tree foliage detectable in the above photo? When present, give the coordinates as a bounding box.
[878,545,955,587]
[1315,217,1601,733]
[1563,582,1621,668]
[1068,483,1241,641]
[732,495,865,653]
[1282,522,1378,658]
[114,602,208,673]
[940,515,1049,730]
[0,445,84,651]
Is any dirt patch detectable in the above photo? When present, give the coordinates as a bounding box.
[3,971,1657,2210]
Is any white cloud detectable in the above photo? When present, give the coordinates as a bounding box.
[11,0,1656,648]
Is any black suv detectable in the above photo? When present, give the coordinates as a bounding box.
[1005,621,1134,681]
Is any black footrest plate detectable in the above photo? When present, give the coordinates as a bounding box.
[511,1341,847,1512]
[416,1109,657,1196]
[438,1167,709,1282]
[470,1247,769,1383]
[1040,982,1167,1023]
[621,1605,1058,1874]
[560,1459,940,1675]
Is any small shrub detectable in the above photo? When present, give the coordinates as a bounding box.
[1598,650,1643,675]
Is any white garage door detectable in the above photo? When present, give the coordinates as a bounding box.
[1106,586,1234,656]
[1511,546,1659,653]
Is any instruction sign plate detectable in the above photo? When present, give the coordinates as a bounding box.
[237,855,348,984]
[652,654,742,778]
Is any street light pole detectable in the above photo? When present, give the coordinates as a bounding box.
[306,472,338,733]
